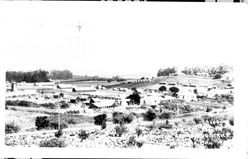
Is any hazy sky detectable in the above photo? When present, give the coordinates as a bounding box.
[1,4,239,78]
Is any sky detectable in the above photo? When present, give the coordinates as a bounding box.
[0,3,241,78]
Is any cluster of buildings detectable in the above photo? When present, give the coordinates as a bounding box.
[5,76,234,112]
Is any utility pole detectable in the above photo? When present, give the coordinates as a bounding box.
[58,93,61,130]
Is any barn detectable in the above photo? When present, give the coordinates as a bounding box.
[89,99,118,109]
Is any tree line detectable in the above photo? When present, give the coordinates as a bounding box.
[6,69,73,83]
[6,70,50,83]
[49,70,73,80]
[157,65,232,79]
[157,67,177,77]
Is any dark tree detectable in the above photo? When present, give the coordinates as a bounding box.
[157,67,176,77]
[169,87,179,97]
[159,86,167,92]
[6,69,50,83]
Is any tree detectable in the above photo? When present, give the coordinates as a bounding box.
[159,86,167,92]
[157,67,177,77]
[49,70,73,80]
[169,87,179,97]
[126,88,141,105]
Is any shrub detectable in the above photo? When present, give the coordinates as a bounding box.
[55,129,63,138]
[136,141,144,148]
[18,100,32,107]
[67,118,76,125]
[201,115,211,122]
[66,110,80,114]
[78,130,89,142]
[35,116,50,130]
[180,105,193,114]
[126,136,144,148]
[123,113,134,124]
[127,136,137,147]
[213,74,222,79]
[158,112,172,119]
[114,125,127,137]
[5,100,38,107]
[143,109,157,121]
[159,86,167,92]
[166,119,169,124]
[40,102,56,109]
[203,131,224,149]
[60,102,70,109]
[39,138,66,147]
[112,112,124,124]
[6,100,19,106]
[206,107,212,112]
[94,114,107,126]
[112,112,134,125]
[193,117,203,125]
[229,117,234,126]
[213,128,234,141]
[5,122,20,134]
[208,117,221,128]
[135,127,142,137]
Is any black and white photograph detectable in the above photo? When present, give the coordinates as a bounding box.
[0,2,249,159]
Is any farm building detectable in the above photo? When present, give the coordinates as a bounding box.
[73,86,96,92]
[158,95,178,105]
[6,82,17,92]
[57,84,74,92]
[89,99,118,109]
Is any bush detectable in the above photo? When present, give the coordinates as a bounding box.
[123,113,134,124]
[135,127,142,137]
[112,112,124,125]
[35,116,50,130]
[180,105,193,114]
[18,100,32,107]
[55,129,63,138]
[67,118,76,125]
[193,117,203,125]
[78,130,89,142]
[136,141,144,148]
[5,100,38,107]
[60,102,69,109]
[127,136,137,147]
[112,112,134,125]
[66,110,80,114]
[40,102,56,109]
[94,114,107,126]
[208,117,221,128]
[206,107,212,112]
[6,100,19,106]
[39,138,66,147]
[213,74,222,79]
[229,117,234,126]
[143,109,157,121]
[5,122,20,134]
[158,112,172,119]
[126,136,144,148]
[114,125,127,137]
[202,128,233,149]
[159,86,167,92]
